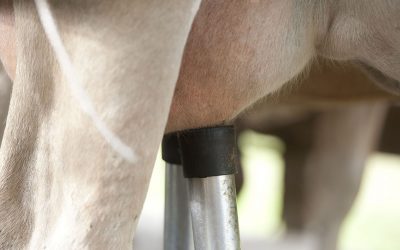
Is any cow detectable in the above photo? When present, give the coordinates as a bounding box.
[0,0,399,249]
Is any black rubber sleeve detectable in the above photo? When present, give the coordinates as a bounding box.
[162,133,182,165]
[178,126,239,178]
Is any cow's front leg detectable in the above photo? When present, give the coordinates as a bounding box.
[0,0,200,249]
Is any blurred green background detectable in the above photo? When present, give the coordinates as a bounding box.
[238,130,400,250]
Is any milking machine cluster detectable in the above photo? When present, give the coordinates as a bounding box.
[162,126,241,250]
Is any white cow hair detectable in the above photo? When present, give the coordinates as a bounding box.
[34,0,136,163]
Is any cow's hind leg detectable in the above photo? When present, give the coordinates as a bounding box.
[0,0,200,249]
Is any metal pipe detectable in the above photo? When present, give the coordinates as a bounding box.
[163,163,193,250]
[188,175,241,250]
